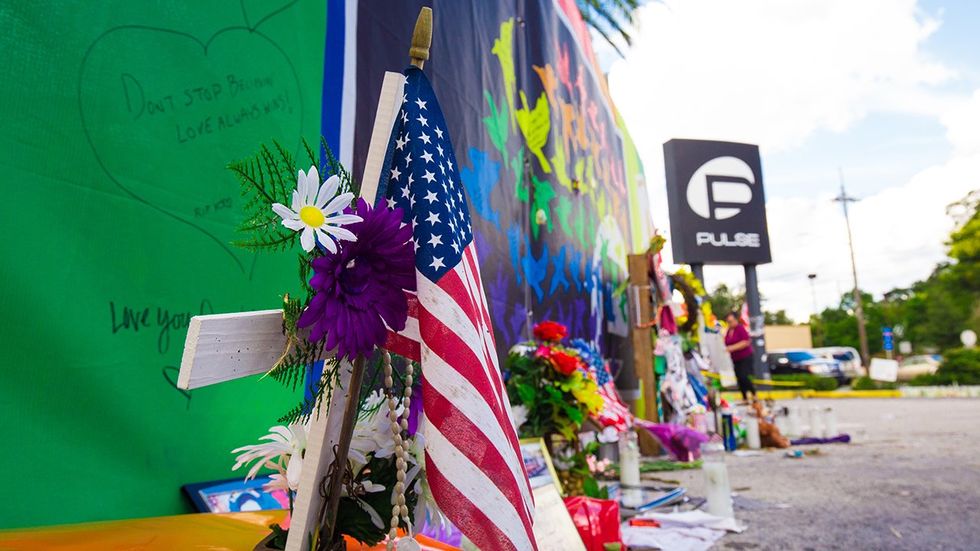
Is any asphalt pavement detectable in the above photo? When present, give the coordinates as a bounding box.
[667,398,980,550]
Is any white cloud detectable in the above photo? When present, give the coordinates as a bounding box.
[611,0,951,152]
[942,89,980,154]
[606,0,975,321]
[757,153,977,320]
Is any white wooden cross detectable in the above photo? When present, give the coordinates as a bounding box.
[177,12,430,550]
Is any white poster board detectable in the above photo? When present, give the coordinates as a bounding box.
[532,485,586,551]
[869,358,899,382]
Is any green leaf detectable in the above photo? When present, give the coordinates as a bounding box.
[516,383,536,405]
[563,404,583,425]
[544,384,562,401]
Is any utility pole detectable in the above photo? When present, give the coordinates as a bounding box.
[807,273,821,347]
[833,169,870,367]
[807,273,818,316]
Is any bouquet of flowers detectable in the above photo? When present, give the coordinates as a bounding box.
[504,321,609,497]
[505,321,603,441]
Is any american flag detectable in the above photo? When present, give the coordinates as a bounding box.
[381,67,536,551]
[592,360,633,432]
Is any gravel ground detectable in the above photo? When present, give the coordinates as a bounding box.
[664,398,980,550]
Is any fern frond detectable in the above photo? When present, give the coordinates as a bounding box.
[302,137,318,168]
[232,228,297,251]
[277,357,340,424]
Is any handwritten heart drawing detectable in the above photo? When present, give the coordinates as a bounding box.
[77,2,305,274]
[162,365,192,409]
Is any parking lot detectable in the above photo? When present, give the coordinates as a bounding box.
[668,398,980,550]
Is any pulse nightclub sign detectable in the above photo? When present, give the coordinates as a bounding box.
[663,139,772,265]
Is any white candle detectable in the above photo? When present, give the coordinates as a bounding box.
[775,414,789,436]
[744,416,761,449]
[809,407,824,438]
[619,430,642,509]
[823,407,838,437]
[702,461,734,518]
[787,408,801,438]
[619,431,641,486]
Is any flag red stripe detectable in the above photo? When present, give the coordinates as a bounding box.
[458,247,505,387]
[383,331,421,362]
[422,381,535,537]
[426,268,509,410]
[424,456,521,551]
[420,269,534,514]
[405,291,419,317]
[383,292,421,361]
[418,300,519,450]
[431,267,481,338]
[462,246,496,346]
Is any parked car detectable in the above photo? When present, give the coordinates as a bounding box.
[812,346,865,381]
[897,355,941,381]
[767,349,847,384]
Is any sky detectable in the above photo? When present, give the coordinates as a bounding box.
[598,0,980,321]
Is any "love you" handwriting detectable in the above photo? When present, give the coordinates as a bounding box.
[109,299,215,354]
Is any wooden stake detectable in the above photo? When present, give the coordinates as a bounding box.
[628,254,654,419]
[319,356,367,547]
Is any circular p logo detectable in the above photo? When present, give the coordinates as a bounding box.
[686,156,755,220]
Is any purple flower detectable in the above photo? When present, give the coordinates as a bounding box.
[407,390,423,436]
[297,199,416,361]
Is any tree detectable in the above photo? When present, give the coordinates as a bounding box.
[812,191,979,353]
[705,283,742,319]
[577,0,640,56]
[764,310,793,325]
[704,283,794,324]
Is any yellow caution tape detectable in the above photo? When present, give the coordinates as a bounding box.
[700,370,806,387]
[719,389,903,401]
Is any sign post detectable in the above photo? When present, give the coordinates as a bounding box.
[663,139,772,377]
[882,327,894,359]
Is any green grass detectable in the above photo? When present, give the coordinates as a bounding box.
[770,373,840,391]
[851,376,898,390]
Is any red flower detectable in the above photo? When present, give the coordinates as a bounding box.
[533,321,568,342]
[550,350,582,376]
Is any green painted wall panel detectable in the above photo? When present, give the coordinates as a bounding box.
[0,1,325,528]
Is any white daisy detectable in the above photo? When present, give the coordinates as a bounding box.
[348,390,405,469]
[272,165,362,253]
[232,423,309,492]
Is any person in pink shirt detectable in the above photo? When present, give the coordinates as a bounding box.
[725,311,756,401]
